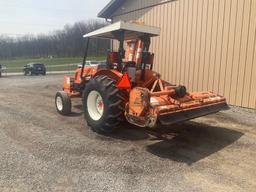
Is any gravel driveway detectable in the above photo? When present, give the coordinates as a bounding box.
[0,75,255,192]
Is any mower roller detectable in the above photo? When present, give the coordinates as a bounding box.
[55,21,229,133]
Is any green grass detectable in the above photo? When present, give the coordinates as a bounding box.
[0,56,106,73]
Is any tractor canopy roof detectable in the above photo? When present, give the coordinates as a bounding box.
[83,21,160,40]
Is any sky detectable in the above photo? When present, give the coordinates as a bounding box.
[0,0,110,37]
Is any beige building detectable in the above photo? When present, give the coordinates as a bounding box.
[98,0,256,109]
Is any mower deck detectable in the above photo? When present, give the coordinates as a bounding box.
[158,102,229,126]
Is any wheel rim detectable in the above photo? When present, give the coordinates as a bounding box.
[56,96,63,111]
[87,90,104,121]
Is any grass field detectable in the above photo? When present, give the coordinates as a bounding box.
[0,56,105,73]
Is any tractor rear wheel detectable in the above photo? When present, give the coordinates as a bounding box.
[83,75,125,134]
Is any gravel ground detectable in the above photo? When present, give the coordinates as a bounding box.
[0,75,256,192]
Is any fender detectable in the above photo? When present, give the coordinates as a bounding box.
[93,69,132,90]
[93,69,123,82]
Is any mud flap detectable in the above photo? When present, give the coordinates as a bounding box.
[158,102,229,126]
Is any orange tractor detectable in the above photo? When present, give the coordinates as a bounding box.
[55,21,228,133]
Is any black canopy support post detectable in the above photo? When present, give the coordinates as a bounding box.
[141,36,151,52]
[112,30,125,72]
[111,30,125,60]
[118,30,125,60]
[140,52,147,81]
[81,38,90,79]
[140,36,151,81]
[118,31,125,72]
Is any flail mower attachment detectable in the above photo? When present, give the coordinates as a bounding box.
[125,79,229,128]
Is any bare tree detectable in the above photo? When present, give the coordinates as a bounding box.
[0,19,110,59]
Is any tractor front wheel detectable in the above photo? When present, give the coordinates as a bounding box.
[83,75,125,134]
[55,91,71,115]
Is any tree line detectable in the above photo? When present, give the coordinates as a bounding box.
[0,19,110,59]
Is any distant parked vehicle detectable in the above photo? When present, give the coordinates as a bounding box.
[77,61,105,68]
[23,63,46,76]
[0,64,7,77]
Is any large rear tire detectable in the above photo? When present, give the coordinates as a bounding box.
[55,91,71,115]
[83,75,125,134]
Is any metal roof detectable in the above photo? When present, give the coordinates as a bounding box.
[98,0,125,19]
[83,21,160,40]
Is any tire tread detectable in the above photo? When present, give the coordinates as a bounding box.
[83,75,127,133]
